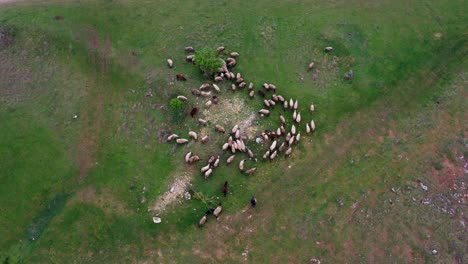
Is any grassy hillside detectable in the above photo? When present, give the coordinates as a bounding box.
[0,0,466,263]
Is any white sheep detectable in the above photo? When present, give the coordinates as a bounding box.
[280,115,286,124]
[239,159,246,171]
[200,91,211,97]
[248,82,254,90]
[270,140,277,151]
[185,46,195,52]
[264,100,271,107]
[263,150,270,159]
[167,59,174,68]
[239,82,246,88]
[296,113,301,123]
[308,61,314,70]
[230,52,240,57]
[213,157,220,167]
[293,100,298,110]
[310,120,316,131]
[284,101,289,109]
[247,148,254,158]
[269,100,276,106]
[200,83,210,90]
[281,125,286,134]
[198,215,207,227]
[227,155,236,164]
[249,90,254,97]
[185,152,192,163]
[270,150,277,160]
[258,109,270,115]
[189,155,200,164]
[201,164,210,173]
[217,46,225,52]
[296,133,301,142]
[188,131,198,140]
[198,118,208,126]
[204,168,213,179]
[306,123,311,134]
[222,142,229,150]
[213,205,223,217]
[231,84,236,91]
[215,125,226,133]
[291,125,296,135]
[285,147,292,156]
[205,100,212,108]
[167,134,179,141]
[201,135,209,144]
[263,83,269,89]
[278,142,286,152]
[176,138,189,144]
[277,95,285,102]
[293,110,297,121]
[310,104,315,112]
[272,94,278,102]
[177,95,188,101]
[268,84,276,90]
[277,127,281,136]
[324,46,333,52]
[288,137,294,145]
[289,98,294,108]
[214,76,223,82]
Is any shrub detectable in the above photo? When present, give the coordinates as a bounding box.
[169,98,185,122]
[194,48,224,75]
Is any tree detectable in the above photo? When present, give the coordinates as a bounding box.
[194,48,224,75]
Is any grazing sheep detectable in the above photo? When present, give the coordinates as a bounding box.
[185,152,192,163]
[188,131,198,140]
[269,100,276,106]
[277,127,282,136]
[230,72,235,79]
[231,84,236,91]
[204,168,213,179]
[185,46,195,53]
[230,51,240,57]
[191,89,201,96]
[213,205,223,218]
[270,140,277,151]
[263,83,269,89]
[230,144,236,154]
[214,157,220,167]
[262,133,269,141]
[264,100,270,107]
[217,46,225,52]
[324,46,333,52]
[291,125,296,135]
[306,123,311,133]
[263,150,270,159]
[228,60,237,67]
[201,164,210,173]
[201,135,209,143]
[249,90,255,98]
[231,125,239,134]
[250,196,257,207]
[176,74,186,81]
[200,83,210,90]
[310,120,316,131]
[186,55,194,62]
[239,159,246,171]
[293,100,298,110]
[246,168,257,176]
[215,125,226,133]
[247,148,254,158]
[167,59,174,68]
[258,90,266,97]
[235,129,240,139]
[176,138,189,144]
[286,132,291,141]
[248,82,254,90]
[268,84,276,91]
[198,118,208,126]
[272,94,279,102]
[236,73,241,79]
[223,181,228,197]
[236,78,245,84]
[284,101,289,109]
[289,98,294,108]
[189,155,200,164]
[281,125,286,134]
[288,137,294,145]
[208,155,217,164]
[285,147,292,156]
[200,91,211,97]
[296,133,301,142]
[308,61,314,70]
[270,150,277,160]
[198,215,207,227]
[277,95,285,102]
[205,100,212,108]
[278,142,286,152]
[239,82,246,88]
[214,76,223,82]
[293,110,297,121]
[190,108,198,117]
[177,95,188,101]
[212,84,221,93]
[167,134,179,141]
[227,155,236,164]
[258,109,270,115]
[296,112,301,123]
[212,96,219,104]
[310,104,315,112]
[222,142,229,150]
[280,115,286,124]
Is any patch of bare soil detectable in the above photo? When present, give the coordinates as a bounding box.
[149,172,192,214]
[70,186,133,215]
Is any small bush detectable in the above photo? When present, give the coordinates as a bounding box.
[194,48,224,75]
[169,98,184,122]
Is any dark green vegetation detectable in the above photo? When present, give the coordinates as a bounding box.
[193,48,223,75]
[0,0,466,263]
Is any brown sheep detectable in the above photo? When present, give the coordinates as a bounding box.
[190,108,198,117]
[245,167,257,176]
[176,74,187,81]
[258,90,266,97]
[215,125,226,133]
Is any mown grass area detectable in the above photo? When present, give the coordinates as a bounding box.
[0,0,466,263]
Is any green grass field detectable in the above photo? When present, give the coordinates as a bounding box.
[0,0,467,263]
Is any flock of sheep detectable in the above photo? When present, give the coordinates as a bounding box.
[165,46,318,226]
